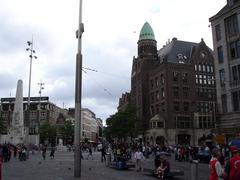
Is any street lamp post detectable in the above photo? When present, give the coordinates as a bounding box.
[26,38,37,144]
[74,0,84,177]
[38,81,44,130]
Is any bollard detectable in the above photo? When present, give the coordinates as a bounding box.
[190,160,199,180]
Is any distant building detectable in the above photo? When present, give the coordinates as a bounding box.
[209,0,240,141]
[117,92,131,112]
[130,22,217,145]
[67,108,103,143]
[0,96,67,144]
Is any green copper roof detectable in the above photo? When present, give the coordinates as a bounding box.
[139,22,155,41]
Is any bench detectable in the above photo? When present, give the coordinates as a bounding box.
[143,168,184,178]
[109,161,135,170]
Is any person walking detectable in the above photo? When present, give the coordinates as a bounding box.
[134,148,144,172]
[42,145,47,160]
[101,147,106,163]
[86,146,94,160]
[50,146,55,160]
[209,148,224,180]
[223,146,240,180]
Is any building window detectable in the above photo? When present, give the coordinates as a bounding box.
[157,122,164,128]
[182,72,188,84]
[221,94,228,113]
[217,46,224,63]
[150,79,154,88]
[215,24,221,41]
[230,40,240,59]
[195,64,197,71]
[155,77,159,87]
[173,87,179,97]
[183,102,189,111]
[30,112,37,119]
[198,64,202,71]
[230,41,237,58]
[219,69,225,86]
[173,72,178,81]
[183,87,189,97]
[150,105,155,116]
[232,91,239,111]
[151,92,154,102]
[161,88,165,98]
[202,64,206,72]
[207,65,210,72]
[160,74,165,85]
[199,75,203,84]
[195,74,198,84]
[161,102,165,113]
[156,91,160,100]
[176,116,191,129]
[173,101,180,111]
[232,66,238,81]
[40,112,46,119]
[156,104,160,113]
[210,65,214,72]
[225,14,239,37]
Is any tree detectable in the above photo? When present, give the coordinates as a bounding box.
[39,122,57,145]
[104,105,137,141]
[58,121,74,145]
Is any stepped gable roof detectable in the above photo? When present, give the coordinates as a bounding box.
[158,38,198,63]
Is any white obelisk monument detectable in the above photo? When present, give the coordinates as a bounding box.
[9,80,25,144]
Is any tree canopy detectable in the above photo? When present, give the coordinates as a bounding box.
[39,122,57,145]
[58,121,74,145]
[105,105,137,141]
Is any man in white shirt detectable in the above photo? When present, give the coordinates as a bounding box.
[209,148,224,180]
[134,148,144,172]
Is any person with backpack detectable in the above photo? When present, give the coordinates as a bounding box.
[223,146,240,180]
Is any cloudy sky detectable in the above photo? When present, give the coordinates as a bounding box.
[0,0,226,122]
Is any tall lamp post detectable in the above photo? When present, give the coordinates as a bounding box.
[38,81,44,131]
[74,0,84,177]
[26,38,37,143]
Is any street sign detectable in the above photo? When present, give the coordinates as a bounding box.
[214,134,226,144]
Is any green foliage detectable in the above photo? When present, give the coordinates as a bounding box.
[39,122,57,145]
[58,121,74,144]
[105,105,137,140]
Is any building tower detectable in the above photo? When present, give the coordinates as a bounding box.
[131,22,158,139]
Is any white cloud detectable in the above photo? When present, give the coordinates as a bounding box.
[0,0,226,120]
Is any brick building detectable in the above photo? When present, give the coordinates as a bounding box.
[131,22,216,145]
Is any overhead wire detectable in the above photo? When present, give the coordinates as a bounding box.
[82,67,113,97]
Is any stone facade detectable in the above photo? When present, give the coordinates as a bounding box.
[209,0,240,141]
[0,96,67,145]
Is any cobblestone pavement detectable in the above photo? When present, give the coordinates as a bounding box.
[2,151,209,180]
